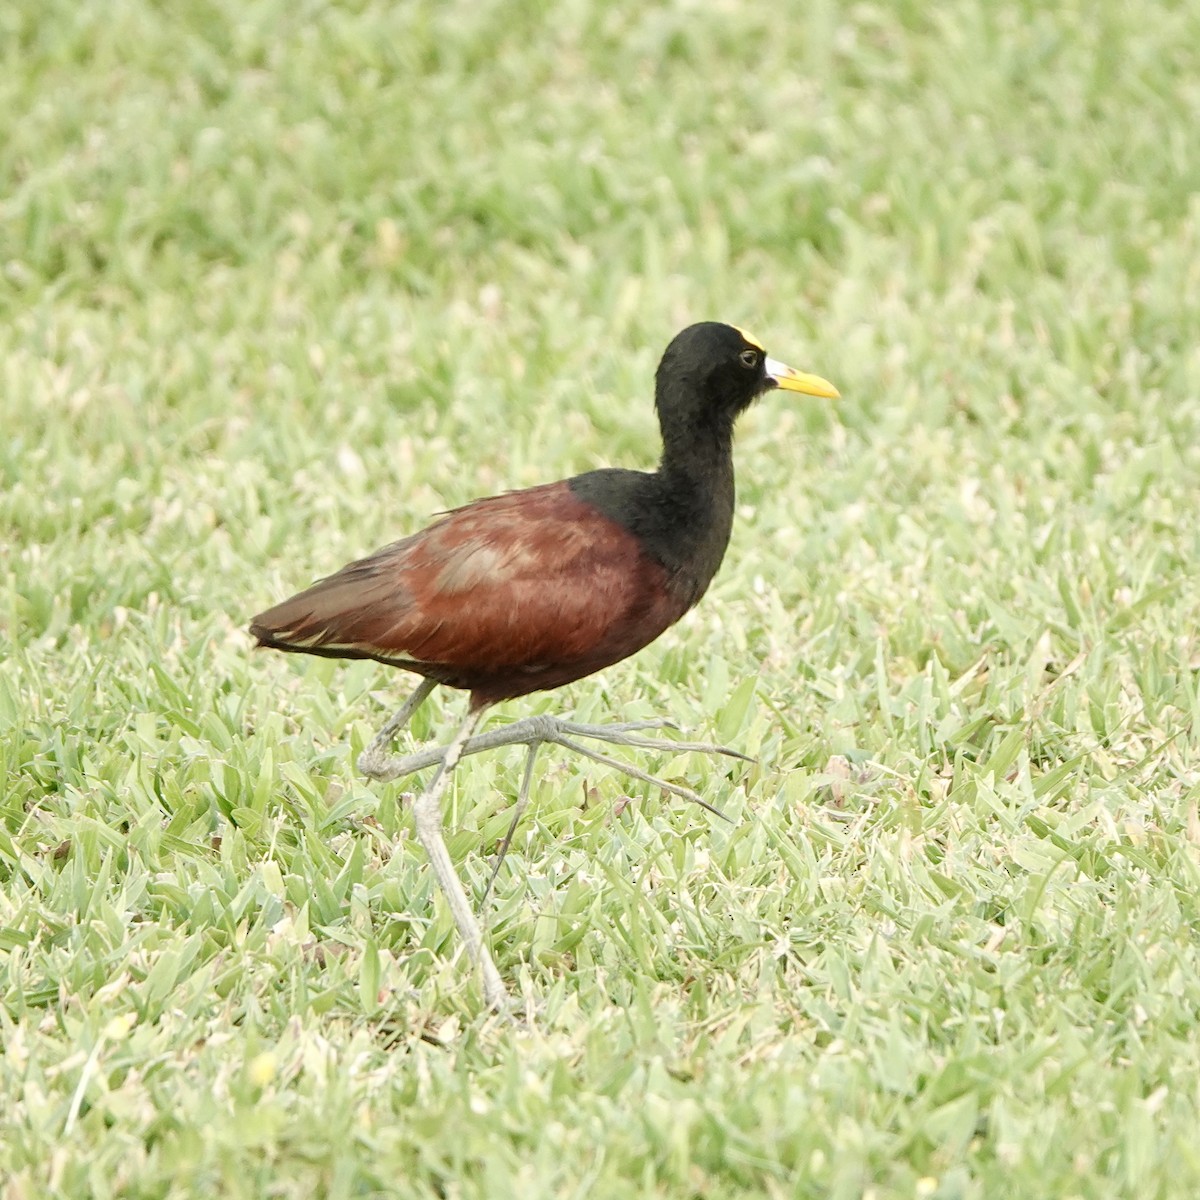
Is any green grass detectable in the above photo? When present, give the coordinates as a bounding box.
[5,0,1200,1195]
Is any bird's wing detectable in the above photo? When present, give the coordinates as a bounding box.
[250,481,685,673]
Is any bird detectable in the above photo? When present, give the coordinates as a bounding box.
[250,321,838,1008]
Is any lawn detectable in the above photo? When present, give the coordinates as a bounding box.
[4,0,1200,1195]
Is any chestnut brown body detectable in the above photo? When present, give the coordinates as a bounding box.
[251,481,693,708]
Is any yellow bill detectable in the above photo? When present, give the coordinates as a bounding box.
[765,356,840,399]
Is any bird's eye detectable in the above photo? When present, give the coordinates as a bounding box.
[739,349,759,369]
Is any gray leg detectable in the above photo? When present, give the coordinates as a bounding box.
[482,740,542,913]
[357,677,437,779]
[355,698,747,1007]
[408,706,508,1009]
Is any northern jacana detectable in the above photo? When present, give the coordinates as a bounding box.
[251,322,838,1007]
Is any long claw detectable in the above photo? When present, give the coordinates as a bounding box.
[552,734,731,822]
[559,721,754,762]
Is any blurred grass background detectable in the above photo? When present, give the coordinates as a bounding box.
[4,0,1200,1196]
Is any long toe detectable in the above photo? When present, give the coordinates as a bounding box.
[556,720,753,761]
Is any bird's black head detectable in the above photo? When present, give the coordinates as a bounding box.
[654,322,838,440]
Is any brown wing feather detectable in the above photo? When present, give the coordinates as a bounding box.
[250,481,689,703]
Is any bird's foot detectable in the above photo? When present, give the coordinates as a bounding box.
[358,713,743,822]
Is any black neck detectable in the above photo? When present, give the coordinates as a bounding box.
[658,414,734,489]
[654,422,736,590]
[569,415,737,608]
